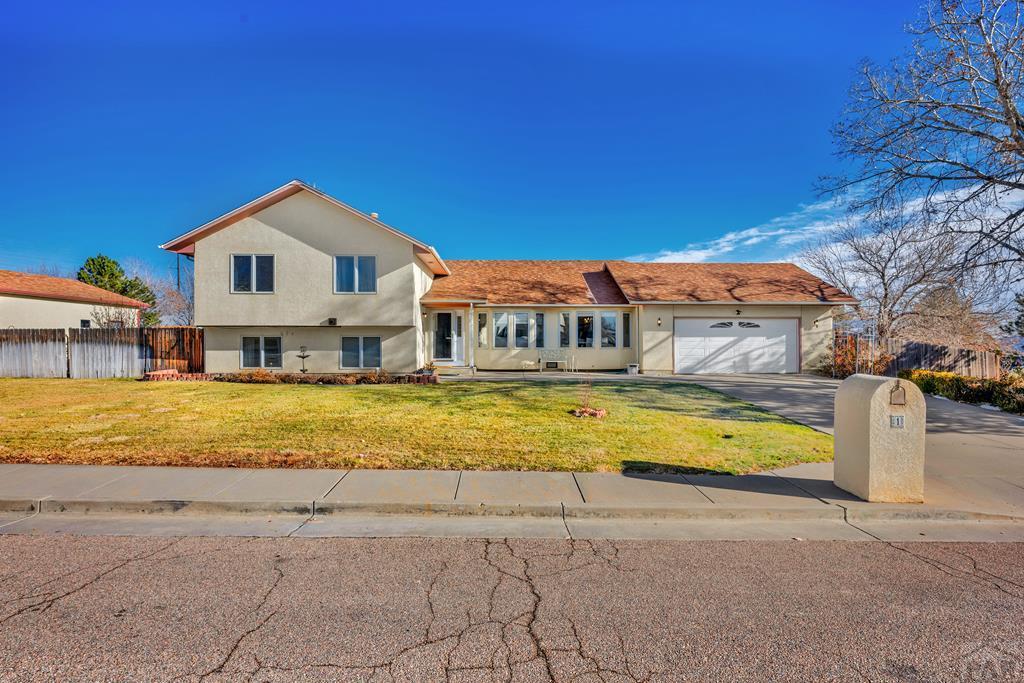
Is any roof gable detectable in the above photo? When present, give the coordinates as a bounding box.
[0,270,149,308]
[159,180,449,275]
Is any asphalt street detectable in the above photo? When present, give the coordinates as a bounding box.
[1,536,1022,682]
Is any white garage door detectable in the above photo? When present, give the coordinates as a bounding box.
[674,318,799,374]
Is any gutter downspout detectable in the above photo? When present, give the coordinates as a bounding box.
[468,302,475,372]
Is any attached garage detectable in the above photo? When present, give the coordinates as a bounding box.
[673,318,799,374]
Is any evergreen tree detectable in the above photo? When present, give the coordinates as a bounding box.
[76,254,160,326]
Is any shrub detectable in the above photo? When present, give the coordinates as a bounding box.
[897,369,1024,414]
[817,343,894,379]
[216,372,394,385]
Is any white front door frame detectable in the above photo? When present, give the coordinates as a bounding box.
[432,309,466,366]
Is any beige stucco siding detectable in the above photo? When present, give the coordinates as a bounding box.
[203,326,418,374]
[425,307,640,371]
[0,294,138,329]
[194,191,422,328]
[638,304,836,374]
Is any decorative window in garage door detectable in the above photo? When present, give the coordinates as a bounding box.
[709,321,733,328]
[738,321,762,328]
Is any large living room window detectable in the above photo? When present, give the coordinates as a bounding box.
[341,336,382,369]
[334,255,377,293]
[232,255,275,293]
[600,312,617,348]
[241,336,282,368]
[576,313,594,348]
[514,312,529,348]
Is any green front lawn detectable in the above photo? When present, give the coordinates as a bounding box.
[0,379,831,473]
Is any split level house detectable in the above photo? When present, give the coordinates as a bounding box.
[160,180,856,375]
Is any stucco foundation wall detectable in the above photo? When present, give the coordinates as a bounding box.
[203,326,419,374]
[442,307,639,371]
[0,294,137,329]
[638,304,836,374]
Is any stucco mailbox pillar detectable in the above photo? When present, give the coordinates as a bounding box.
[833,374,926,503]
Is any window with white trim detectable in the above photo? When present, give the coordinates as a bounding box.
[600,312,617,348]
[341,336,382,368]
[232,254,274,293]
[576,313,594,348]
[514,312,529,348]
[241,336,282,368]
[622,312,631,348]
[559,312,570,348]
[334,255,377,293]
[478,312,487,348]
[494,312,509,348]
[535,313,545,349]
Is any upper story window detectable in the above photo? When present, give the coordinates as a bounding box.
[232,254,274,293]
[335,255,377,293]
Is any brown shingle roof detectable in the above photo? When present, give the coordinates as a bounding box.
[606,261,856,303]
[423,260,854,305]
[0,270,149,308]
[424,260,629,305]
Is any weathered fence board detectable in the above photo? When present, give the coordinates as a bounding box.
[833,332,1000,379]
[0,329,67,378]
[0,327,203,379]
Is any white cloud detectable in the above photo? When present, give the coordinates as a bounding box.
[628,196,852,263]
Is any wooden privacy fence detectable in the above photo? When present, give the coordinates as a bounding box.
[0,327,203,379]
[833,332,1001,379]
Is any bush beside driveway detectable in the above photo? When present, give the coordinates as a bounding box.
[0,379,831,474]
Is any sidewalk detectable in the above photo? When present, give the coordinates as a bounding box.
[1,461,1021,523]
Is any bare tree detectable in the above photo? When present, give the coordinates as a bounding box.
[124,257,195,326]
[800,210,1005,344]
[828,0,1024,275]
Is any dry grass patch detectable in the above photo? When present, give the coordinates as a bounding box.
[0,379,832,473]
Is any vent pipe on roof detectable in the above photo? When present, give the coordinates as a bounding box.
[370,212,379,219]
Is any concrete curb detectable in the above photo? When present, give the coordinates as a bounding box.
[0,499,37,514]
[3,498,1019,524]
[313,501,564,518]
[40,499,314,516]
[563,504,845,521]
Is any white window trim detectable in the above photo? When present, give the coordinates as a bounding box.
[240,336,282,369]
[535,312,546,349]
[230,254,275,294]
[600,311,618,348]
[340,336,383,369]
[493,312,509,348]
[513,311,530,349]
[576,311,596,348]
[559,311,571,348]
[477,312,488,349]
[333,255,378,294]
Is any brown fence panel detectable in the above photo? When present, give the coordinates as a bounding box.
[0,329,68,378]
[142,327,204,373]
[871,337,999,379]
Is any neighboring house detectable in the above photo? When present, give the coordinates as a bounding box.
[160,181,855,375]
[0,270,148,329]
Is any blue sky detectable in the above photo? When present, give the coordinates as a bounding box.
[0,1,915,279]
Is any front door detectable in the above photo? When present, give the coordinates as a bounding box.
[434,312,453,360]
[433,311,465,365]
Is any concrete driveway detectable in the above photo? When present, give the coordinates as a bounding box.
[688,374,1024,516]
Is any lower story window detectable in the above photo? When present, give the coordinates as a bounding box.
[535,313,545,349]
[241,336,282,369]
[341,336,382,369]
[577,313,594,348]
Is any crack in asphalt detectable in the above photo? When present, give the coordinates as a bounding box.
[0,538,183,627]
